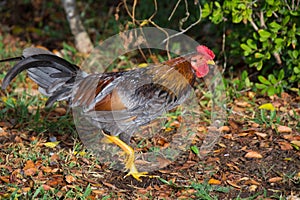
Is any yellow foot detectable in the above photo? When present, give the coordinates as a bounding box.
[100,133,159,181]
[124,171,149,182]
[124,161,159,182]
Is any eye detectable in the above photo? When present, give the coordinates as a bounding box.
[191,59,197,63]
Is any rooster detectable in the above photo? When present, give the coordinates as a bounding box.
[1,45,215,181]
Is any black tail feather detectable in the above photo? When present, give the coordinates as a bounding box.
[2,54,80,90]
[0,56,24,63]
[1,49,83,106]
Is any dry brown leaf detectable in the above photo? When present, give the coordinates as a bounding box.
[245,151,263,159]
[65,175,76,183]
[227,180,241,189]
[255,132,268,138]
[278,141,293,151]
[251,122,260,128]
[42,184,52,191]
[228,120,239,130]
[208,178,221,185]
[0,128,8,137]
[238,132,249,137]
[247,91,256,98]
[244,179,260,185]
[249,185,258,192]
[156,157,172,169]
[14,136,22,143]
[235,101,251,108]
[41,166,52,173]
[23,160,35,170]
[226,163,240,171]
[50,154,60,161]
[268,177,283,183]
[219,126,230,132]
[22,187,31,193]
[24,168,38,176]
[283,134,300,141]
[92,189,106,195]
[278,125,292,133]
[23,160,38,176]
[54,107,67,115]
[218,143,226,148]
[291,140,300,147]
[223,134,233,140]
[0,176,10,183]
[197,126,207,132]
[47,179,62,187]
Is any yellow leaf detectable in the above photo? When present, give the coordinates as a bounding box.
[208,178,221,185]
[138,63,148,68]
[44,141,60,148]
[140,20,149,27]
[1,97,16,104]
[74,151,86,156]
[258,103,275,111]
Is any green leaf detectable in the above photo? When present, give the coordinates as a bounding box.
[245,77,252,87]
[278,69,285,80]
[266,0,274,5]
[270,110,276,121]
[257,61,263,70]
[246,39,257,49]
[256,83,267,89]
[258,76,271,85]
[294,67,300,74]
[269,21,282,32]
[232,14,243,23]
[267,86,276,96]
[241,70,248,80]
[275,38,284,44]
[191,145,199,154]
[265,52,271,59]
[202,3,212,18]
[283,15,290,25]
[254,52,264,58]
[292,50,299,59]
[258,29,271,38]
[268,74,277,85]
[241,43,252,52]
[214,1,221,8]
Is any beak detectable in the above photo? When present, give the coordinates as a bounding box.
[207,60,215,65]
[207,60,216,70]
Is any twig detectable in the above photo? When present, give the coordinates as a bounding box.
[168,0,182,21]
[260,11,266,28]
[221,25,227,74]
[161,1,202,44]
[179,0,190,31]
[249,18,259,31]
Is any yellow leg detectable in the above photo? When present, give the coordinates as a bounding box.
[102,133,148,181]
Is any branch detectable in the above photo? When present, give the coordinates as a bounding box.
[61,0,93,53]
[161,1,202,44]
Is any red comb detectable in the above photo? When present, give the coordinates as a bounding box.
[196,45,215,59]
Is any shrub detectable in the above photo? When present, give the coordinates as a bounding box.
[202,0,300,95]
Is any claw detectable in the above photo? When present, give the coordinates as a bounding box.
[102,132,159,181]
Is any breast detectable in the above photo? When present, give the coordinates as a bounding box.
[94,89,127,111]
